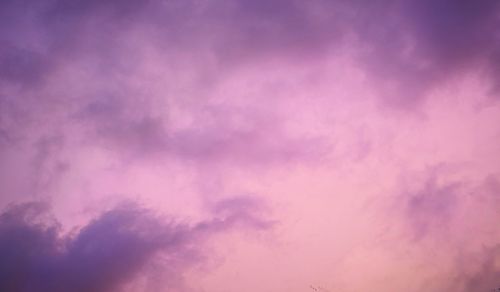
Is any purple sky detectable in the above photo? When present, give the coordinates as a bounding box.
[1,1,500,291]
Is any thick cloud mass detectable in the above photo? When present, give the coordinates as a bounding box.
[352,0,500,104]
[1,0,499,101]
[0,200,269,292]
[1,1,500,291]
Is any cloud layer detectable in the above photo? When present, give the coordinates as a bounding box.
[1,0,500,291]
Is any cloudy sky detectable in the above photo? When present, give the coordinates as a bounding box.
[1,0,500,291]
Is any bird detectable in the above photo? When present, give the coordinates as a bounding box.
[310,285,330,292]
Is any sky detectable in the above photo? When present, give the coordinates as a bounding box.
[1,0,500,291]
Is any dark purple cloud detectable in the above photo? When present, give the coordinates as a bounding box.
[0,0,498,212]
[0,198,271,292]
[2,0,499,95]
[351,0,500,105]
[460,245,500,292]
[389,173,500,290]
[1,0,337,168]
[1,0,499,171]
[402,176,460,240]
[396,173,500,241]
[74,94,325,164]
[0,44,48,86]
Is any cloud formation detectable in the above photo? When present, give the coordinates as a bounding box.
[2,0,499,110]
[382,171,500,291]
[0,199,270,292]
[1,1,500,291]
